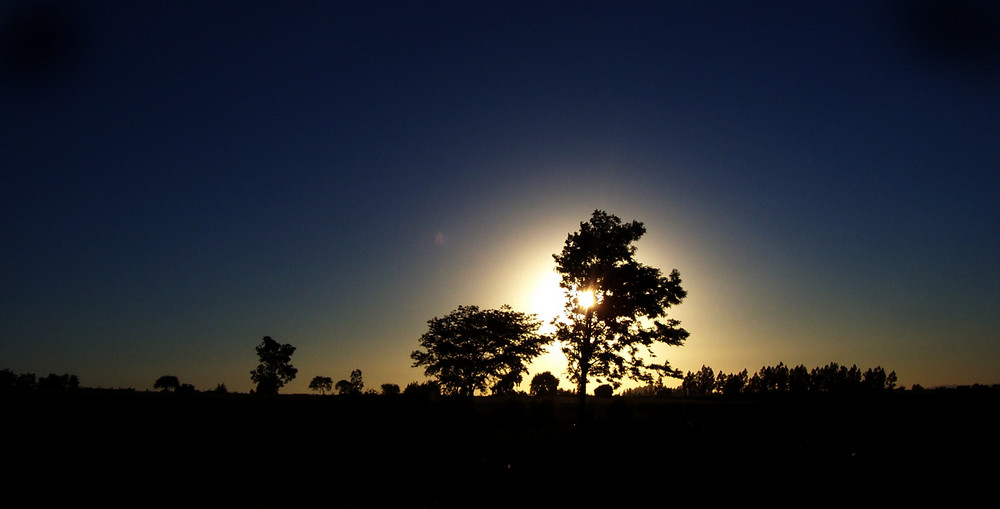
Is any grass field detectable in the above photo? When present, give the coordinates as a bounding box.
[7,389,996,507]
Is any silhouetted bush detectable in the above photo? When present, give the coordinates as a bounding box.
[335,369,364,395]
[529,371,559,397]
[0,369,81,393]
[594,384,613,398]
[309,376,333,395]
[36,373,79,392]
[403,380,441,399]
[381,383,400,396]
[154,375,180,392]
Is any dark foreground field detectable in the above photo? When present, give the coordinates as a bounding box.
[7,390,997,507]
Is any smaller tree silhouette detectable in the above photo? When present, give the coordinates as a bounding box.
[411,305,550,396]
[154,375,180,392]
[15,372,36,391]
[349,369,363,393]
[381,383,400,396]
[403,380,441,399]
[309,376,333,395]
[335,369,364,395]
[38,373,79,392]
[716,369,747,396]
[335,379,353,395]
[529,372,560,396]
[594,384,614,398]
[788,364,811,393]
[250,336,298,396]
[681,366,715,396]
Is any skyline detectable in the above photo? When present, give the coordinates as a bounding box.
[2,1,998,393]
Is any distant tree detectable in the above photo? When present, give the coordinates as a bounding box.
[681,365,715,396]
[334,370,364,395]
[594,384,614,398]
[154,375,181,392]
[249,336,298,396]
[16,372,36,391]
[841,364,863,392]
[411,305,550,396]
[529,371,560,397]
[309,376,333,395]
[788,364,811,393]
[553,210,689,411]
[0,369,16,391]
[403,380,441,398]
[349,369,364,393]
[808,362,868,393]
[335,379,353,395]
[621,383,668,397]
[381,383,401,396]
[748,362,789,393]
[211,383,228,394]
[716,369,747,396]
[177,383,197,393]
[37,373,79,392]
[862,366,898,391]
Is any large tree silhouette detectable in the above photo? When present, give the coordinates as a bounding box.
[411,305,550,396]
[250,336,298,396]
[553,210,689,409]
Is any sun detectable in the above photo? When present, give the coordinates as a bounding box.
[529,273,597,331]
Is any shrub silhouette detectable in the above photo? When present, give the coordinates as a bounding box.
[529,372,560,397]
[154,375,180,392]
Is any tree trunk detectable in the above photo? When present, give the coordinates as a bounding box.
[577,357,588,423]
[577,309,593,423]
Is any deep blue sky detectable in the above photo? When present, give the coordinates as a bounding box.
[3,1,998,392]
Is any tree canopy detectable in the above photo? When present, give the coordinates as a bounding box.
[250,336,298,396]
[309,376,333,395]
[411,305,551,396]
[154,375,180,392]
[553,210,689,400]
[335,369,364,395]
[529,371,560,396]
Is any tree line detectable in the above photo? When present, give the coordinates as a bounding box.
[0,369,79,392]
[675,362,899,397]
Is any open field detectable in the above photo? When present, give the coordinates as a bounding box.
[7,390,997,507]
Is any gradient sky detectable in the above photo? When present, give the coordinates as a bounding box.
[3,1,998,393]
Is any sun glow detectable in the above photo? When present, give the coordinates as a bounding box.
[530,272,565,334]
[576,289,595,309]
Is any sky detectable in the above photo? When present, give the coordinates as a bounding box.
[2,0,998,393]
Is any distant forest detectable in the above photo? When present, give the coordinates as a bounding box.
[4,364,998,397]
